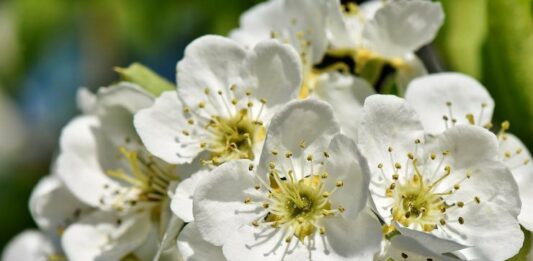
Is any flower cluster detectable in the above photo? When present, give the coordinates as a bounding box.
[3,0,532,261]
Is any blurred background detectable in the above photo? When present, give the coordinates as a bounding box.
[0,0,531,258]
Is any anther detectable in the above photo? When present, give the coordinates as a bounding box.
[319,227,326,235]
[474,196,481,204]
[244,197,252,204]
[457,201,464,208]
[285,151,293,158]
[336,180,344,187]
[458,217,465,224]
[306,155,313,161]
[271,150,278,156]
[394,162,401,169]
[323,151,330,158]
[248,164,254,171]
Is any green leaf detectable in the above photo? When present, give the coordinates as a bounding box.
[435,0,487,79]
[482,0,533,146]
[115,63,174,96]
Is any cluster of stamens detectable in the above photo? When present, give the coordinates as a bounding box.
[244,143,345,244]
[101,146,178,213]
[376,141,481,235]
[179,85,267,166]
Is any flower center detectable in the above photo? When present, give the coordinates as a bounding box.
[245,148,345,243]
[266,175,333,241]
[390,173,446,232]
[206,110,265,165]
[376,143,482,235]
[102,147,178,211]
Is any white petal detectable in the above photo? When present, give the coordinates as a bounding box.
[395,54,427,94]
[29,175,91,233]
[246,39,302,108]
[452,204,524,261]
[134,91,202,164]
[425,125,521,216]
[499,133,533,231]
[1,230,56,261]
[324,0,361,49]
[57,116,122,207]
[177,223,225,261]
[319,211,382,260]
[177,35,248,110]
[96,82,154,114]
[171,169,210,223]
[312,72,374,141]
[324,134,370,218]
[222,211,381,261]
[258,99,340,178]
[77,87,97,114]
[178,35,301,112]
[62,211,151,261]
[359,95,424,177]
[379,235,460,261]
[363,0,444,58]
[395,224,467,254]
[231,0,328,64]
[405,72,494,134]
[193,160,264,246]
[96,82,154,148]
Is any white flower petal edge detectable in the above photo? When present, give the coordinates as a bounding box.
[377,234,459,261]
[405,72,495,134]
[29,174,91,234]
[359,95,523,261]
[194,99,381,260]
[177,222,225,261]
[312,72,375,142]
[171,169,210,223]
[230,0,328,65]
[362,0,444,59]
[62,211,151,261]
[1,230,57,261]
[134,91,195,164]
[499,133,533,231]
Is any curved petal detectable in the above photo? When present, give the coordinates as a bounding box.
[405,73,494,134]
[395,54,427,94]
[62,211,151,261]
[177,35,248,111]
[246,39,302,108]
[324,134,370,218]
[222,211,381,261]
[177,223,225,261]
[57,116,123,207]
[319,211,382,260]
[96,82,154,148]
[1,230,56,261]
[134,91,202,164]
[193,160,264,246]
[451,204,524,261]
[379,235,461,261]
[362,0,444,58]
[231,0,328,64]
[258,99,340,179]
[312,72,374,141]
[424,125,521,216]
[171,169,210,223]
[29,175,91,233]
[359,95,424,177]
[395,224,467,254]
[499,133,533,231]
